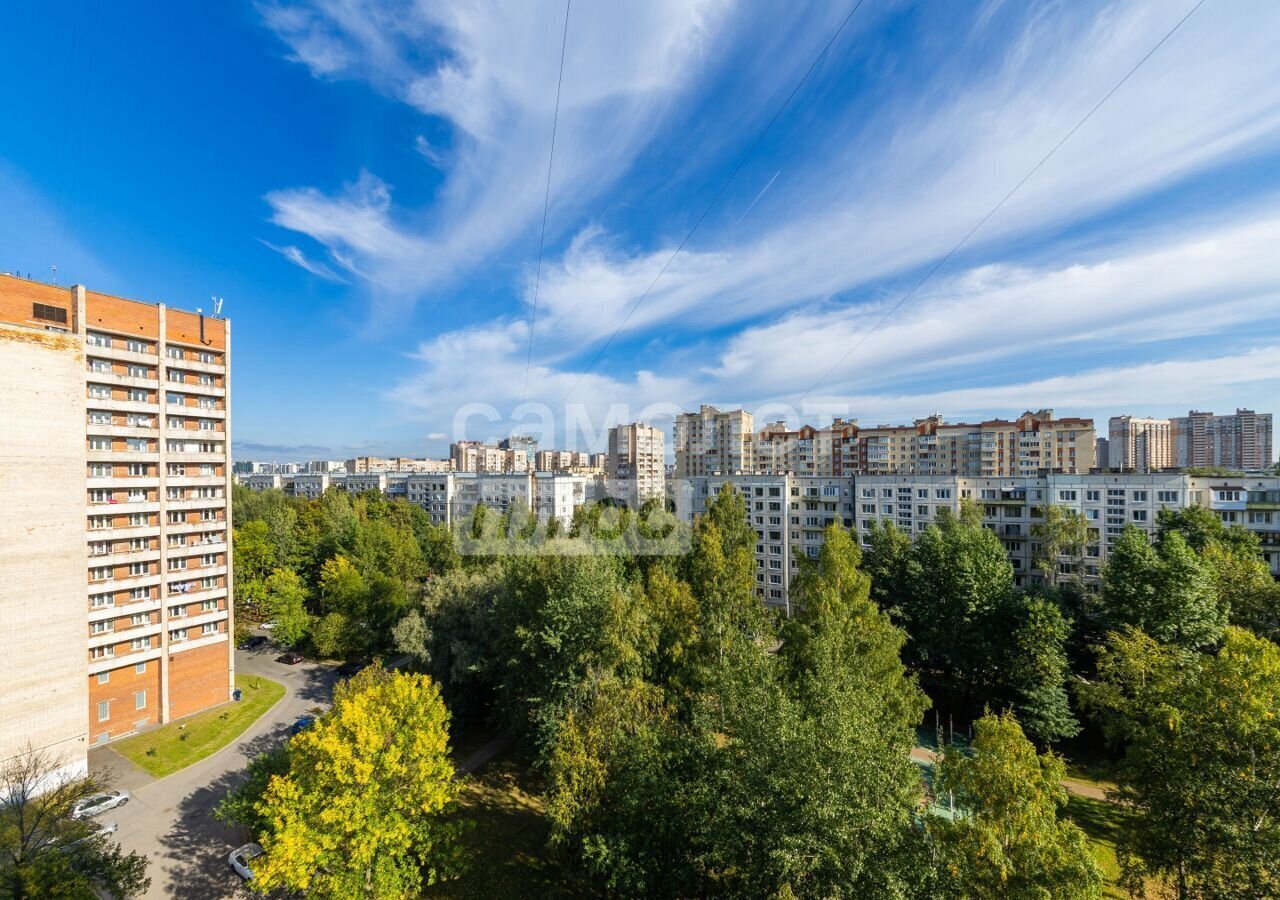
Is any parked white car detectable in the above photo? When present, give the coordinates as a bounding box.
[229,842,264,881]
[70,790,130,819]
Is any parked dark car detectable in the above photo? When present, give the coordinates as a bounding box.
[238,635,269,650]
[288,715,316,736]
[277,652,305,665]
[335,661,366,679]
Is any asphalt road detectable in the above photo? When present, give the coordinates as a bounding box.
[89,640,339,899]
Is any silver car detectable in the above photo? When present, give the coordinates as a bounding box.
[229,842,264,881]
[70,790,130,819]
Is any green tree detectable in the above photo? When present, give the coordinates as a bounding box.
[1080,627,1280,898]
[860,519,915,615]
[1031,504,1093,587]
[264,567,311,648]
[999,594,1079,744]
[904,511,1014,709]
[0,748,151,899]
[929,711,1102,899]
[248,668,466,898]
[234,519,276,582]
[1096,526,1225,649]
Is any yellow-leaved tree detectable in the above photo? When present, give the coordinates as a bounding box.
[251,666,466,898]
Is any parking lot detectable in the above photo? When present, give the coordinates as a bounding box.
[89,641,339,899]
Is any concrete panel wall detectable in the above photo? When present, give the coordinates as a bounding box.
[0,323,90,779]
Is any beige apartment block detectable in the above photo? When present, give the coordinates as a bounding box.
[857,410,1095,476]
[0,274,234,748]
[1107,416,1173,471]
[752,419,859,476]
[673,405,754,478]
[607,422,666,506]
[0,311,90,782]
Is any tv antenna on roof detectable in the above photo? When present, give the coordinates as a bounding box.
[50,264,57,285]
[211,295,224,316]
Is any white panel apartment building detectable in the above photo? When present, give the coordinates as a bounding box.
[675,474,856,612]
[676,471,1280,611]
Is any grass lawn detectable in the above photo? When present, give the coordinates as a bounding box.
[426,757,564,900]
[113,674,286,778]
[1064,794,1141,899]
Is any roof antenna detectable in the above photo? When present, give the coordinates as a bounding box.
[50,264,58,285]
[212,295,224,317]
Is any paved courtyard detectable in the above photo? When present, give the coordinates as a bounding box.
[89,642,339,899]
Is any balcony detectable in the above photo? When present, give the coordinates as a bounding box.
[87,449,156,463]
[86,398,158,415]
[87,344,157,366]
[88,547,161,566]
[88,597,162,623]
[167,356,225,375]
[87,621,162,650]
[165,452,226,464]
[92,371,158,389]
[164,380,224,398]
[87,500,160,515]
[86,423,157,438]
[165,496,226,511]
[87,645,163,677]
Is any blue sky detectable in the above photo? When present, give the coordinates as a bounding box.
[3,0,1279,461]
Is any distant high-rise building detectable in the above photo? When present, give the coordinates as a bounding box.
[1108,416,1173,471]
[607,423,665,506]
[673,405,754,478]
[0,274,234,755]
[1173,409,1274,470]
[1095,437,1110,470]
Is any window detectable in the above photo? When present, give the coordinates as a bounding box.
[169,604,185,618]
[91,620,112,634]
[97,672,110,685]
[33,301,68,323]
[126,339,148,353]
[168,558,187,571]
[91,646,114,660]
[88,410,112,424]
[89,463,111,477]
[168,369,185,383]
[88,384,111,400]
[130,638,149,651]
[90,566,111,582]
[88,358,111,373]
[129,587,150,601]
[129,513,147,526]
[1058,490,1077,501]
[168,392,185,405]
[170,628,188,642]
[1157,490,1179,503]
[201,622,218,635]
[1133,510,1148,522]
[91,592,113,608]
[127,364,148,378]
[135,691,147,711]
[1132,491,1148,502]
[135,662,147,674]
[127,463,148,476]
[126,438,148,452]
[88,436,110,450]
[87,332,111,347]
[1086,490,1101,502]
[935,488,952,500]
[1217,490,1243,502]
[129,562,149,576]
[97,700,110,722]
[130,613,147,626]
[128,388,147,402]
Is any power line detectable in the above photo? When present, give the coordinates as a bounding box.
[798,0,1209,403]
[522,0,573,402]
[555,0,869,408]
